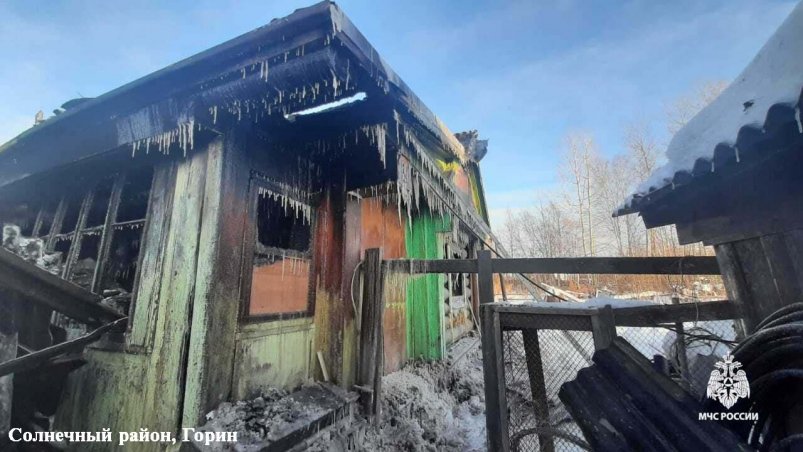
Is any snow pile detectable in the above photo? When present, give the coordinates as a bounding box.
[2,224,63,275]
[629,2,803,202]
[357,336,487,451]
[568,296,656,309]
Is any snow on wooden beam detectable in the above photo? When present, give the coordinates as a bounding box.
[0,249,122,325]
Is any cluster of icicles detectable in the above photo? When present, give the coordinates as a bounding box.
[257,186,312,225]
[131,119,197,158]
[395,120,491,238]
[112,222,145,232]
[263,251,309,279]
[211,51,353,126]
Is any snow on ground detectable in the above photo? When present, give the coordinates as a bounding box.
[566,296,656,308]
[349,335,487,451]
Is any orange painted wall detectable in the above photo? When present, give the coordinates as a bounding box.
[249,258,310,315]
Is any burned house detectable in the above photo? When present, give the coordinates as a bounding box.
[0,1,491,444]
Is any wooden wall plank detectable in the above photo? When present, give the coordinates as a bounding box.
[760,233,803,309]
[312,187,346,384]
[340,195,362,388]
[360,198,407,373]
[127,162,177,347]
[734,238,785,324]
[357,248,384,418]
[715,243,757,332]
[182,133,250,425]
[143,148,209,432]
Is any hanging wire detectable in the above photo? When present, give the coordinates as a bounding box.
[405,161,568,302]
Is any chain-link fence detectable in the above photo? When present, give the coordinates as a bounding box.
[503,328,594,451]
[484,301,740,452]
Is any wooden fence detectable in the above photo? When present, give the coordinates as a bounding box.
[359,248,736,451]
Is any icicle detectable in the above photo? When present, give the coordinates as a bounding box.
[344,59,351,92]
[796,106,802,133]
[331,69,340,98]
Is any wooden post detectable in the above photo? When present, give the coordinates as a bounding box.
[671,297,690,385]
[591,305,616,350]
[478,250,494,305]
[522,329,555,452]
[357,248,385,421]
[481,303,510,451]
[498,273,508,301]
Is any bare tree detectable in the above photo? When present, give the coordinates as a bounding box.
[665,80,729,135]
[560,131,599,256]
[496,80,729,297]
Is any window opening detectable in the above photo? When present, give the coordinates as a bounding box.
[247,185,313,317]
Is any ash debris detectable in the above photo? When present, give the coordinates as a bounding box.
[195,387,334,451]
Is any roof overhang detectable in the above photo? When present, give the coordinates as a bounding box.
[0,1,467,189]
[617,2,803,219]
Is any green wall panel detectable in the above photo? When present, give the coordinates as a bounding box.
[405,213,450,360]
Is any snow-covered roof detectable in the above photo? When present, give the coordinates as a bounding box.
[618,1,803,215]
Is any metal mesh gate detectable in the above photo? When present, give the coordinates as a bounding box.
[503,329,594,451]
[482,301,740,451]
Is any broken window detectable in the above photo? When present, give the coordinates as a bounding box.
[246,181,313,318]
[0,166,154,313]
[34,199,59,238]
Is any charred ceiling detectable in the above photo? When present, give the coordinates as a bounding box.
[0,1,470,192]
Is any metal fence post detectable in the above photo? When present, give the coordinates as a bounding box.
[481,303,510,451]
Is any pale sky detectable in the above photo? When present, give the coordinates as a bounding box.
[0,0,796,229]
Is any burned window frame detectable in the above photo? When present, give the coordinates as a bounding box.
[50,170,153,296]
[1,166,156,335]
[240,173,317,322]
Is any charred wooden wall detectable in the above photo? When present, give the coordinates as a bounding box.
[311,186,347,384]
[54,140,213,443]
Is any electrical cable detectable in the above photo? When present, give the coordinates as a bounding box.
[699,303,803,450]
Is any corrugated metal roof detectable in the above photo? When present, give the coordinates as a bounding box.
[618,2,803,217]
[559,338,751,451]
[615,93,803,217]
